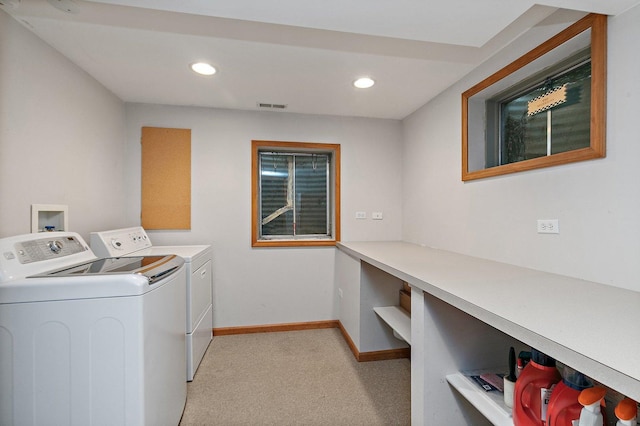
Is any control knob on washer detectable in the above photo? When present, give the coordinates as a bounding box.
[48,240,63,253]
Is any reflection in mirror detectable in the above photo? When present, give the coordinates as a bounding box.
[462,14,606,181]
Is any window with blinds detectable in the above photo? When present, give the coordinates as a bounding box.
[251,141,340,247]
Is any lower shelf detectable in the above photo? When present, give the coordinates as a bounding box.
[446,372,513,426]
[373,305,411,344]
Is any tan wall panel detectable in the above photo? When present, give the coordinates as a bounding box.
[141,127,191,229]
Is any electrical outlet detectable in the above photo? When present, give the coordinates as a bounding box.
[338,288,343,298]
[355,211,366,219]
[537,219,559,234]
[372,212,383,220]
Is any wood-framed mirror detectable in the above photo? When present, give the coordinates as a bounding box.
[462,13,606,181]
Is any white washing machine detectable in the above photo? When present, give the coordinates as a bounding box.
[90,226,213,381]
[0,232,187,426]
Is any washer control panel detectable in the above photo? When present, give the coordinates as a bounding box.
[14,236,87,264]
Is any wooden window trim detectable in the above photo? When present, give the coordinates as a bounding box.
[461,13,606,181]
[251,140,341,248]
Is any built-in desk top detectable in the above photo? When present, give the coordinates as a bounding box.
[338,241,640,401]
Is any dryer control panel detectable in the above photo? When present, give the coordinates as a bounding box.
[90,226,152,257]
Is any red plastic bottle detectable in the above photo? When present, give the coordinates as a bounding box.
[513,349,562,426]
[546,370,592,426]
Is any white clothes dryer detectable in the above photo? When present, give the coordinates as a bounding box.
[90,226,213,381]
[0,232,187,426]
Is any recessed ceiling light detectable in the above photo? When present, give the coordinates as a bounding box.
[353,77,375,89]
[190,62,217,76]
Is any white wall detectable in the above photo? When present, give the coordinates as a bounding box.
[123,104,403,327]
[6,2,635,330]
[0,9,128,238]
[402,6,640,292]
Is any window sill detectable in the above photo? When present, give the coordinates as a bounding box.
[252,239,337,248]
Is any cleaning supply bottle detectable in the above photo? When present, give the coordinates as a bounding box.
[546,368,592,426]
[504,347,518,409]
[614,398,637,426]
[577,387,606,426]
[513,349,561,426]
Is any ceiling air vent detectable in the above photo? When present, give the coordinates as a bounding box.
[257,103,287,110]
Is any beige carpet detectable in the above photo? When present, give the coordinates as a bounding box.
[179,328,411,425]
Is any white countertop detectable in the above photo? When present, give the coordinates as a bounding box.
[337,241,640,401]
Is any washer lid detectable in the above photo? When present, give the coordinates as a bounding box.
[2,255,186,304]
[30,255,184,284]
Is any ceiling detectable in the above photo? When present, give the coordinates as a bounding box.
[2,0,639,119]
